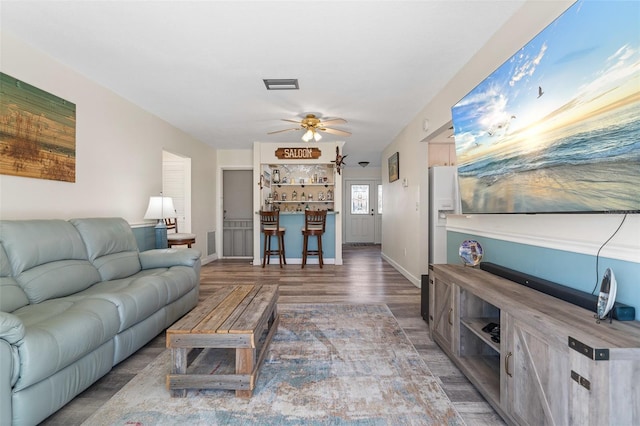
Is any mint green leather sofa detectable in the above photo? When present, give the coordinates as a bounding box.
[0,218,201,426]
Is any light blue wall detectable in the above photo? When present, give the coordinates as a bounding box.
[447,231,640,320]
[132,225,156,252]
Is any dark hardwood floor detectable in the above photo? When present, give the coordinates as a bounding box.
[41,245,503,425]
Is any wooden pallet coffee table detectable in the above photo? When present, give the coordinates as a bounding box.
[166,284,279,397]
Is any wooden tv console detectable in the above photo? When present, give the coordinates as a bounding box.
[429,264,640,425]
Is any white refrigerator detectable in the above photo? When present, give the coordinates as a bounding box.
[428,166,460,265]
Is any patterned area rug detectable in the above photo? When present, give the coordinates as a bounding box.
[83,304,463,425]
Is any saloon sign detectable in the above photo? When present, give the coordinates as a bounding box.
[275,147,321,160]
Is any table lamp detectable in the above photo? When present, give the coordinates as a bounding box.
[144,196,176,248]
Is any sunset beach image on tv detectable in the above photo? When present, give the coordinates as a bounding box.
[451,0,640,214]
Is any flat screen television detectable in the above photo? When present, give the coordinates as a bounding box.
[451,0,640,214]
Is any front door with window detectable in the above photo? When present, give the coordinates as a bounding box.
[345,180,381,243]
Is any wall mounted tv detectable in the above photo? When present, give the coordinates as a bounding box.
[451,0,639,214]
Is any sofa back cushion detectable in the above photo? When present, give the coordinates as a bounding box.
[0,220,101,304]
[0,244,29,312]
[70,218,141,280]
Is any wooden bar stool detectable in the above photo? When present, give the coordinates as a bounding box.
[301,209,327,269]
[260,210,286,268]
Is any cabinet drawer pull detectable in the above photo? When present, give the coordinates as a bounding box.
[448,308,453,326]
[505,352,513,377]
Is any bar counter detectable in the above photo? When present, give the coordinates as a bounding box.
[260,211,337,264]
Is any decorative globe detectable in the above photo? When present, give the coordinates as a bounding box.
[459,240,483,266]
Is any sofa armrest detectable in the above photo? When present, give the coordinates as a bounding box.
[139,248,201,270]
[0,312,22,424]
[0,312,25,345]
[0,340,14,426]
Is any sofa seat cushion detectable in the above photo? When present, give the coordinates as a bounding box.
[71,273,174,332]
[142,266,199,305]
[11,297,120,391]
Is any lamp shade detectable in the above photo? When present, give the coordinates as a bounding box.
[302,129,314,142]
[144,196,176,219]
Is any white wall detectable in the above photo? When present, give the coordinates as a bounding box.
[381,131,429,286]
[0,31,216,253]
[381,0,576,286]
[342,166,381,180]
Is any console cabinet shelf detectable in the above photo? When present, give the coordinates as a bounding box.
[429,264,640,426]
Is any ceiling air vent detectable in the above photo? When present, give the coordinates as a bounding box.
[263,79,299,90]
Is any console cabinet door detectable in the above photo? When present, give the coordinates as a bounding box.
[569,346,640,425]
[502,312,570,425]
[431,274,454,353]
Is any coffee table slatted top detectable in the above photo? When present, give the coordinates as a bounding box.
[168,284,279,336]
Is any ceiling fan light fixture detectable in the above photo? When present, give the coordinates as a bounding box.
[313,131,322,142]
[302,129,314,142]
[263,79,299,90]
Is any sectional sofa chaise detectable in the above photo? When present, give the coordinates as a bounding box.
[0,217,201,426]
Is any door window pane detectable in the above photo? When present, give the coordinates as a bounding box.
[351,184,369,214]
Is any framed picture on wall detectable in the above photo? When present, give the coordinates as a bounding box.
[388,152,399,182]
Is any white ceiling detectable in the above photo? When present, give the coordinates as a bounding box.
[1,0,526,167]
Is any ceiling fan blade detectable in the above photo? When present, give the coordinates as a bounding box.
[321,127,352,136]
[320,118,347,125]
[281,119,302,124]
[267,128,300,134]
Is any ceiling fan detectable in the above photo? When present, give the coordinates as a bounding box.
[268,114,351,142]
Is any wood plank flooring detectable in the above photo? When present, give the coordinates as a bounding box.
[41,245,503,425]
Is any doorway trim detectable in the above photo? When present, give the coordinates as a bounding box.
[343,178,382,244]
[162,150,192,232]
[217,165,253,259]
[222,168,254,258]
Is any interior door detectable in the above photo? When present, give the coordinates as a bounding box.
[222,170,253,257]
[345,180,379,243]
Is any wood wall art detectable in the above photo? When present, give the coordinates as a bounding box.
[0,72,76,182]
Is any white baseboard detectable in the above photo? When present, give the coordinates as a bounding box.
[380,252,420,288]
[201,254,218,265]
